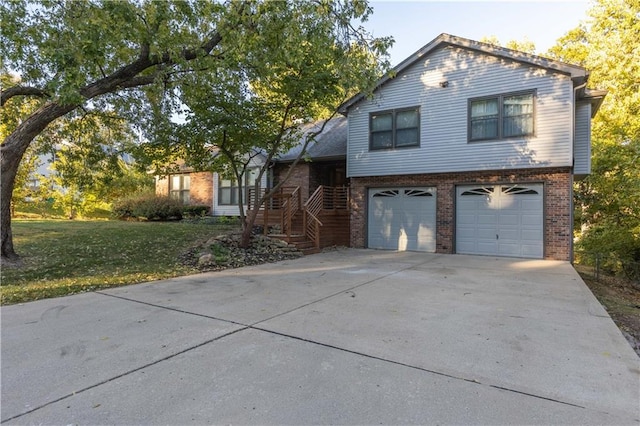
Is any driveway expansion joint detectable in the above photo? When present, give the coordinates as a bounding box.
[0,327,249,424]
[249,326,596,414]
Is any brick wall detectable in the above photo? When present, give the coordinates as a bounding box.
[155,176,169,196]
[155,172,214,212]
[274,163,311,202]
[189,172,214,209]
[350,167,573,261]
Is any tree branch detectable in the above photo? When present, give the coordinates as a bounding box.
[1,86,50,106]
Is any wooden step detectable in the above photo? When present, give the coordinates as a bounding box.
[300,247,321,255]
[269,234,307,243]
[291,240,315,250]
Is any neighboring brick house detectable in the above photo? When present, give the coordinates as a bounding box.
[339,33,605,261]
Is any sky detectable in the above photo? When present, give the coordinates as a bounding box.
[364,1,593,65]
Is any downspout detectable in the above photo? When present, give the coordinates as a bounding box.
[570,80,588,263]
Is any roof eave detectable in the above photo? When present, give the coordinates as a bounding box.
[580,89,608,117]
[339,33,590,114]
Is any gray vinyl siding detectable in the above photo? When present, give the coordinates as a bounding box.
[347,46,575,178]
[574,102,592,176]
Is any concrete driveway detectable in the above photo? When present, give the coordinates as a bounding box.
[2,249,639,425]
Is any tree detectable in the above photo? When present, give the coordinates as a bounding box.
[1,1,390,263]
[137,0,391,247]
[1,0,230,264]
[479,35,536,54]
[549,0,640,269]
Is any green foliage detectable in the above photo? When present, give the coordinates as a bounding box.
[112,194,184,221]
[550,0,640,266]
[479,36,537,54]
[134,0,392,245]
[209,242,230,263]
[0,219,239,304]
[2,0,391,255]
[182,204,210,217]
[213,216,240,226]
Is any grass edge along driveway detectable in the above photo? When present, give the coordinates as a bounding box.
[1,219,238,305]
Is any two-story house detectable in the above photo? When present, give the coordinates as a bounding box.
[157,33,604,261]
[340,33,605,261]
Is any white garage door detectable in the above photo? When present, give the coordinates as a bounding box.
[456,184,543,258]
[368,187,436,252]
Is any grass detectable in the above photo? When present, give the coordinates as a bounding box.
[1,218,239,305]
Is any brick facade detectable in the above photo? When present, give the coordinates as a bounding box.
[155,172,214,209]
[155,176,169,196]
[274,163,311,201]
[189,172,214,207]
[349,167,573,261]
[275,161,346,202]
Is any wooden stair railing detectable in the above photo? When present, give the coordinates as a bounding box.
[323,186,349,210]
[304,186,325,249]
[281,186,301,237]
[247,186,300,236]
[249,185,348,249]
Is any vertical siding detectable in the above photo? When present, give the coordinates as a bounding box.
[574,102,592,176]
[347,46,574,177]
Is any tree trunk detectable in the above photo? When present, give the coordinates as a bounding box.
[1,102,76,263]
[240,203,262,248]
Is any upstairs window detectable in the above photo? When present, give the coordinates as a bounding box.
[469,91,535,141]
[170,174,190,203]
[370,107,420,150]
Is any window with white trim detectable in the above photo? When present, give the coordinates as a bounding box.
[218,168,259,206]
[469,91,535,141]
[169,174,190,203]
[370,107,420,150]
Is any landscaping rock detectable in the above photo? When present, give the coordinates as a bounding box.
[197,253,215,267]
[180,231,303,272]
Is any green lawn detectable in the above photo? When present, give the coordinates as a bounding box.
[1,219,239,305]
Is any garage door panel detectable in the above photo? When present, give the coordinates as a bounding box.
[521,244,543,258]
[477,241,498,253]
[499,214,519,226]
[456,184,543,259]
[498,229,520,240]
[368,187,436,252]
[457,214,477,225]
[521,229,542,240]
[498,243,520,256]
[521,199,542,210]
[477,214,498,225]
[476,228,497,239]
[522,214,543,226]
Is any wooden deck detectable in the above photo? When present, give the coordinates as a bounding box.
[248,186,349,254]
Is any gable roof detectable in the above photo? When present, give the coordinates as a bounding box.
[339,33,592,114]
[276,116,347,162]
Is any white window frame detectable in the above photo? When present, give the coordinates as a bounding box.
[169,174,190,203]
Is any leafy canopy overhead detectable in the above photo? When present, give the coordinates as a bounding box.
[549,0,640,265]
[1,0,393,254]
[136,0,393,176]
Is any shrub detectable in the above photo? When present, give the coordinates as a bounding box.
[112,195,183,221]
[183,204,210,217]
